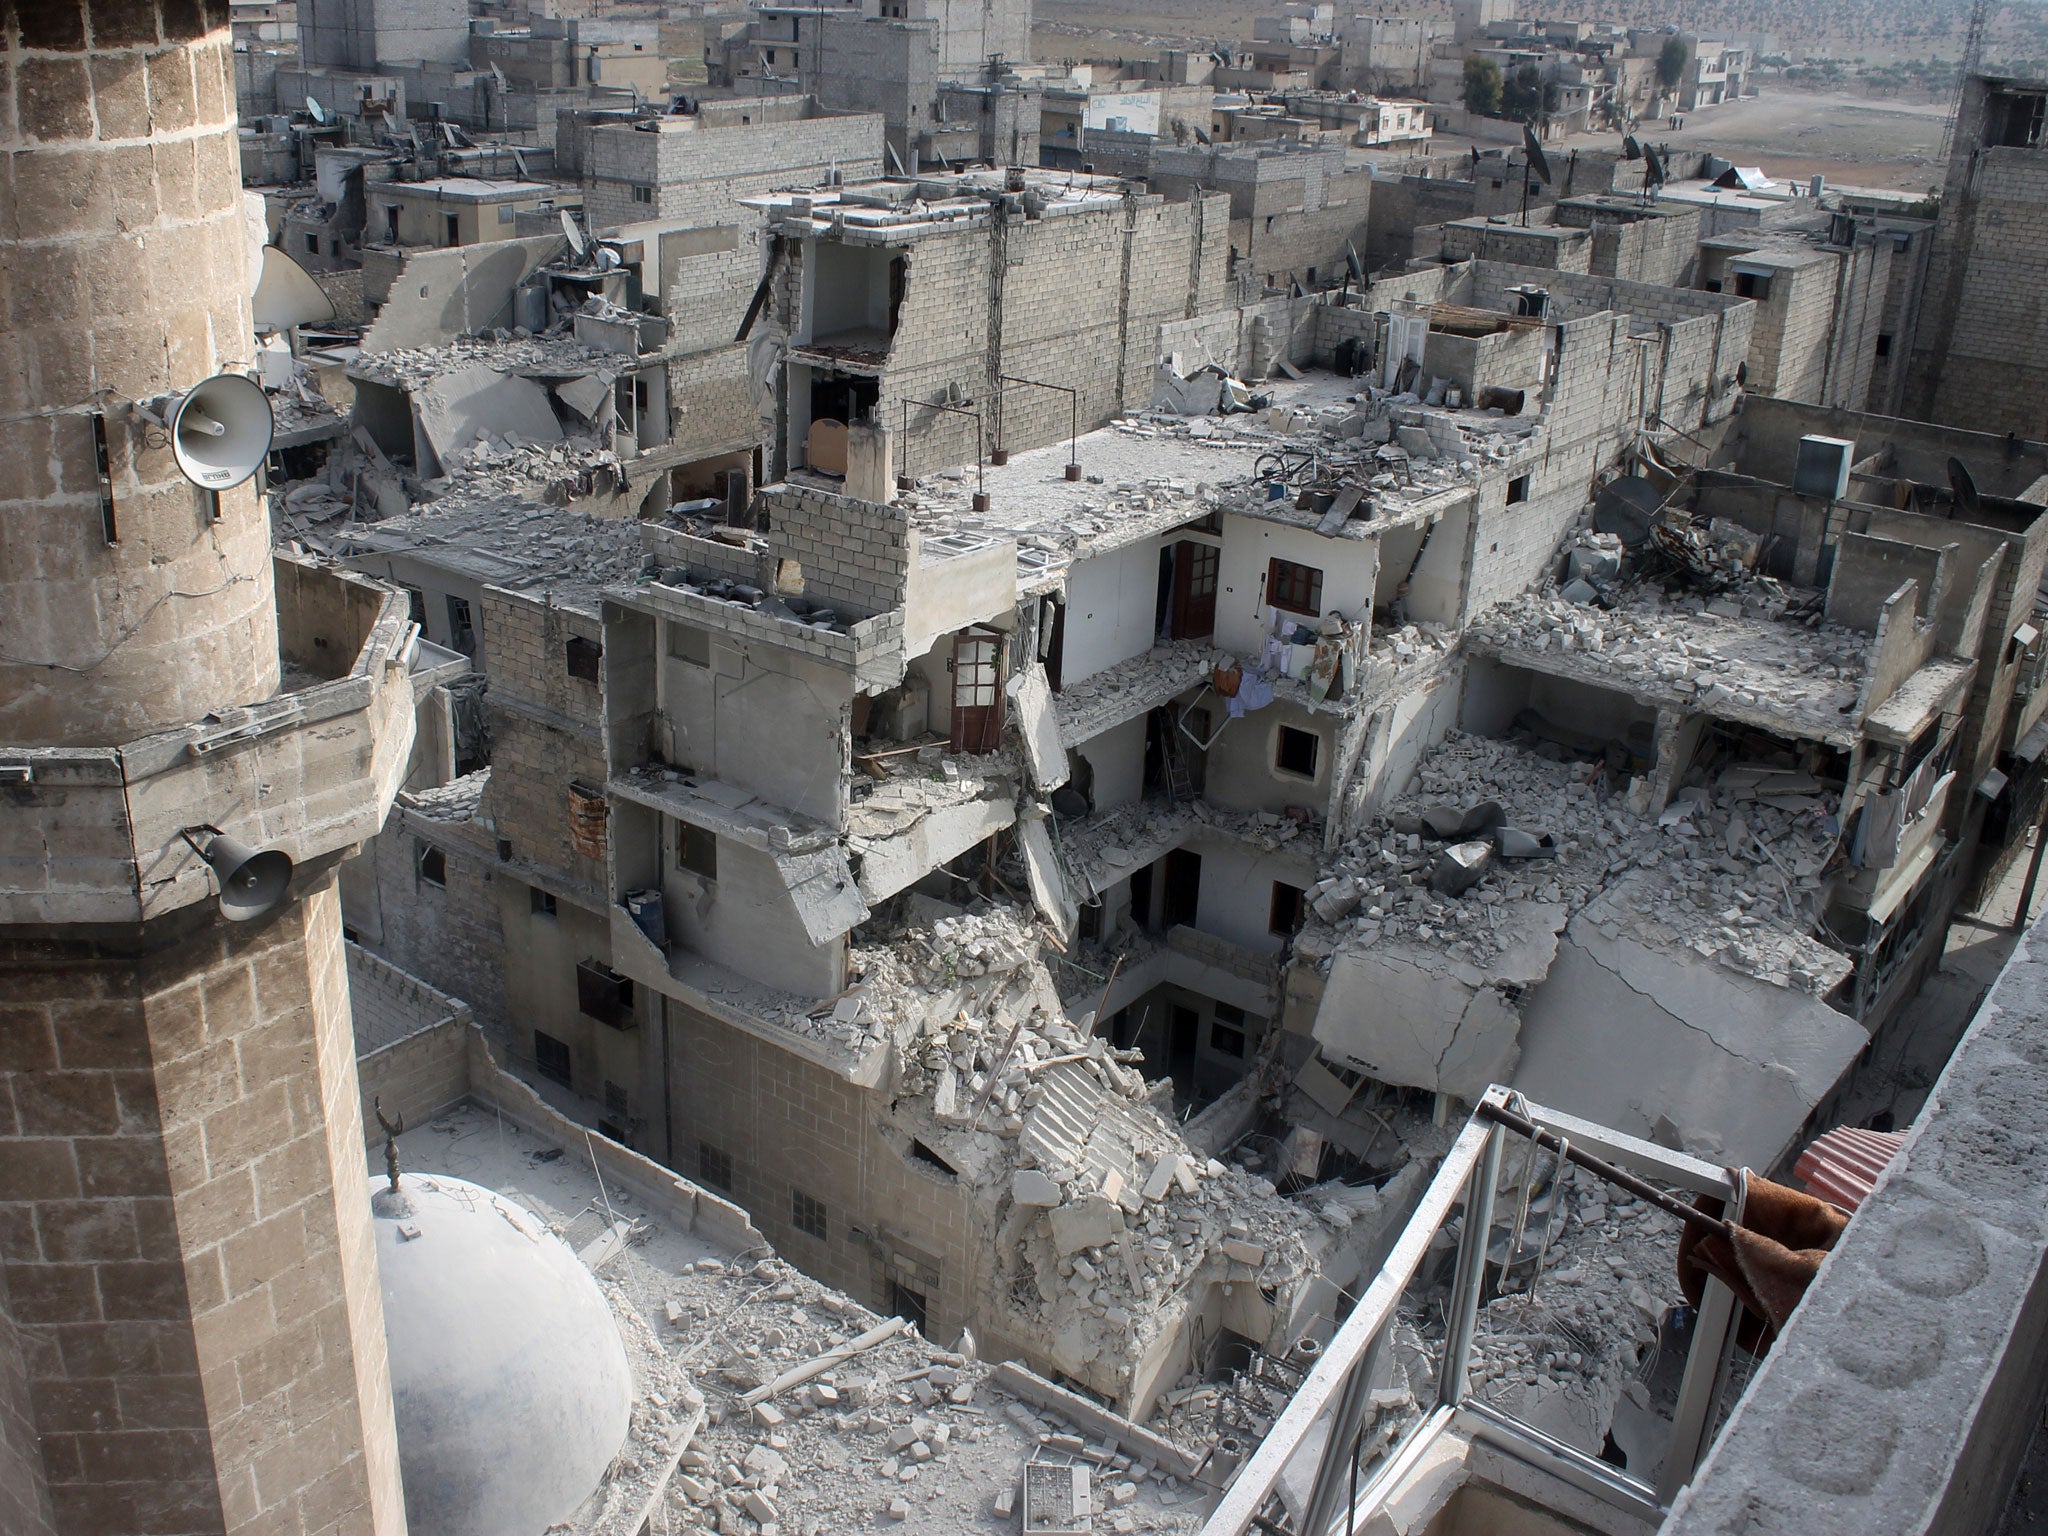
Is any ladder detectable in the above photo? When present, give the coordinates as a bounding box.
[1161,718,1196,801]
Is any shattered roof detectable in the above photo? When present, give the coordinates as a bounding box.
[1301,731,1853,998]
[1469,587,1871,747]
[330,500,646,615]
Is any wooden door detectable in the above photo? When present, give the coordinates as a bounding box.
[1170,541,1219,640]
[950,629,1004,753]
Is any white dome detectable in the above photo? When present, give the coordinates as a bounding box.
[370,1174,633,1536]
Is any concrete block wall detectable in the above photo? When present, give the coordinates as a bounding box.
[1589,208,1700,286]
[1439,220,1593,273]
[340,802,512,1039]
[656,233,760,355]
[475,590,612,895]
[762,484,912,616]
[1465,313,1643,619]
[662,997,986,1351]
[1908,131,2048,436]
[584,113,886,231]
[878,194,1225,469]
[665,343,759,463]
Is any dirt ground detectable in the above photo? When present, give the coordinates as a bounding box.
[1583,91,1950,195]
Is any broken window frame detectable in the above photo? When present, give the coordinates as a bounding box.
[673,818,718,881]
[416,842,447,887]
[1274,724,1321,780]
[1267,557,1324,618]
[1269,880,1307,936]
[566,634,603,683]
[530,885,557,918]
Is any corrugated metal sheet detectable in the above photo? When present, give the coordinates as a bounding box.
[1794,1126,1906,1212]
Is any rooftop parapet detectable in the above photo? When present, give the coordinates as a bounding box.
[0,556,419,926]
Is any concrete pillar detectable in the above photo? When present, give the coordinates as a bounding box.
[0,6,407,1535]
[846,423,895,504]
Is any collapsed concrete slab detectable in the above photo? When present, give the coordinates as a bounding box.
[1310,902,1565,1099]
[1513,883,1867,1169]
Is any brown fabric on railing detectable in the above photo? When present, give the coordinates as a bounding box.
[1678,1169,1850,1350]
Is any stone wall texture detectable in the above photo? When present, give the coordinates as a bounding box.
[0,0,280,747]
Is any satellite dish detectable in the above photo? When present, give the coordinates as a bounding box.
[1949,456,1982,514]
[252,244,337,332]
[561,208,588,258]
[144,375,274,491]
[305,95,328,124]
[1622,133,1642,159]
[1644,145,1667,186]
[1522,122,1553,186]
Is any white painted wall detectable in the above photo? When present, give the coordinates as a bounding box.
[1078,713,1146,811]
[1216,513,1378,657]
[1191,839,1319,953]
[1063,538,1165,686]
[1204,696,1333,818]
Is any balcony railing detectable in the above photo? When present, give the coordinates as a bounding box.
[1200,1087,1748,1536]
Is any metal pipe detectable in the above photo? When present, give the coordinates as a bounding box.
[1475,1100,1732,1239]
[998,372,1082,478]
[902,395,987,509]
[1439,1123,1502,1408]
[1301,1329,1384,1536]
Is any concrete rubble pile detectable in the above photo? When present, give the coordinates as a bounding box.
[1474,588,1868,722]
[651,1249,1211,1535]
[1299,732,1846,994]
[350,330,622,392]
[1390,1149,1686,1463]
[852,905,1336,1405]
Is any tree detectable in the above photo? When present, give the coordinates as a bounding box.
[1658,35,1691,89]
[1501,63,1544,123]
[1463,54,1502,116]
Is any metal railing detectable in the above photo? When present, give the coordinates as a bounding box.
[1200,1086,1747,1536]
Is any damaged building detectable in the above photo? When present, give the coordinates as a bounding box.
[17,6,2048,1534]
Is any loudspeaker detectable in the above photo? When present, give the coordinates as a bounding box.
[158,374,275,491]
[186,829,294,921]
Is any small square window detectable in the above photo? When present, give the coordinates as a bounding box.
[1875,333,1893,359]
[668,622,711,666]
[1270,881,1306,936]
[1267,557,1323,617]
[530,886,558,917]
[417,843,446,886]
[1506,474,1531,504]
[699,1142,735,1191]
[1210,1017,1248,1057]
[791,1188,828,1240]
[303,232,319,254]
[1733,270,1771,301]
[676,820,718,880]
[534,1030,572,1087]
[1275,726,1320,779]
[632,184,654,204]
[566,634,603,683]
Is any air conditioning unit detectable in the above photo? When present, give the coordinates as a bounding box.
[1793,435,1855,501]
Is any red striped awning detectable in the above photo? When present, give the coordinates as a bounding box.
[1795,1126,1906,1212]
